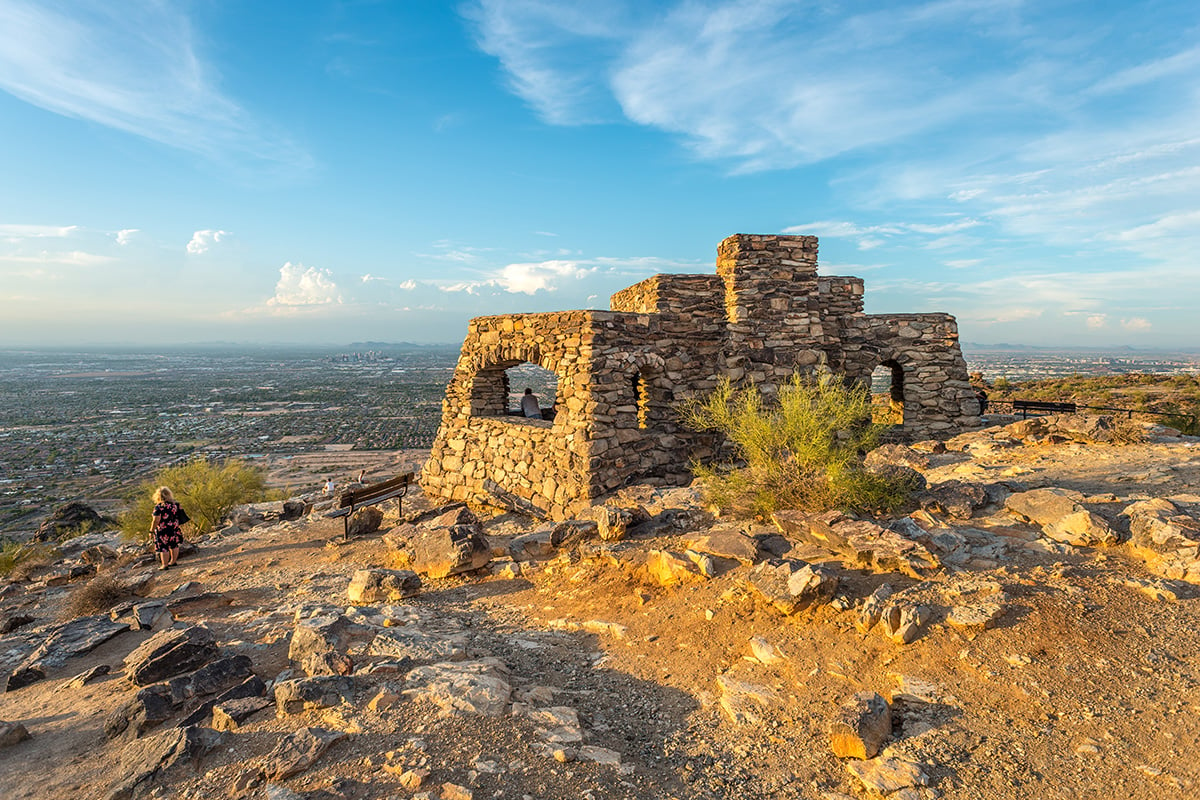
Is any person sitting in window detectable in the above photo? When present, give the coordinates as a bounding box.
[521,387,542,419]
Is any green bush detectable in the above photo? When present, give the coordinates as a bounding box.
[681,373,914,519]
[120,457,270,540]
[0,539,58,578]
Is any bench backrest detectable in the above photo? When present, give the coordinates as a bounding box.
[1012,399,1077,413]
[338,472,415,509]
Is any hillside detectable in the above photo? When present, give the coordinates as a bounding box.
[985,373,1200,432]
[1,416,1199,800]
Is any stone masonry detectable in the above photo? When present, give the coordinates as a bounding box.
[421,234,980,519]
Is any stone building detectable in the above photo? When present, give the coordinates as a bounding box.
[421,234,979,519]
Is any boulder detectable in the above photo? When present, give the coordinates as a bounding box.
[856,584,894,634]
[1005,488,1119,546]
[645,549,706,586]
[744,558,838,615]
[405,526,492,579]
[0,720,31,748]
[4,667,45,693]
[0,613,34,635]
[263,726,346,780]
[829,692,891,759]
[508,531,558,561]
[34,501,110,542]
[347,506,384,537]
[592,505,632,542]
[106,725,222,800]
[288,613,365,677]
[1122,499,1200,583]
[878,602,930,644]
[274,676,355,715]
[80,544,121,565]
[178,674,268,728]
[864,443,931,472]
[211,696,272,731]
[105,684,177,740]
[280,499,308,521]
[920,481,989,519]
[347,569,422,604]
[124,625,219,687]
[66,664,111,689]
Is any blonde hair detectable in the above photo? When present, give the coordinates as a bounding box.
[153,486,174,504]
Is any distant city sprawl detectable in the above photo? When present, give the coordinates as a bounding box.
[0,346,457,533]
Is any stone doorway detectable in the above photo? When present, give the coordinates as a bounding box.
[871,361,905,425]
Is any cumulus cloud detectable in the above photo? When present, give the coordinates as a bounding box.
[186,229,228,254]
[1121,317,1152,331]
[115,228,139,245]
[1087,314,1108,329]
[398,279,417,290]
[267,262,342,306]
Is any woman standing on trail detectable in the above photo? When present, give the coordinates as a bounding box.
[150,486,186,570]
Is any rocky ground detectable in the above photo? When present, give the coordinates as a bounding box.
[2,415,1200,800]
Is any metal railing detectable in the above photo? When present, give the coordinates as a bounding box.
[987,398,1195,427]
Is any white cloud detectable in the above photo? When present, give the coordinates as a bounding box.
[496,259,594,294]
[115,228,139,245]
[186,229,229,255]
[1121,317,1151,331]
[1086,314,1108,329]
[944,259,981,270]
[398,279,417,290]
[4,250,113,267]
[0,0,309,167]
[267,262,342,306]
[0,224,77,242]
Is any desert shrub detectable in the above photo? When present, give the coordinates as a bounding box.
[120,457,270,540]
[1163,408,1200,436]
[0,539,59,579]
[1108,416,1147,445]
[63,574,128,618]
[680,373,914,519]
[56,519,94,542]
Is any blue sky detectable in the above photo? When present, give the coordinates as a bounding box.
[1,0,1198,348]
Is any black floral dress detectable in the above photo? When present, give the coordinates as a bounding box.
[152,501,185,552]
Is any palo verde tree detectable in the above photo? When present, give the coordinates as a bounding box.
[680,372,916,519]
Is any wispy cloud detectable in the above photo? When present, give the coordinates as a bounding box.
[115,228,139,246]
[0,0,309,168]
[0,223,77,242]
[186,229,229,255]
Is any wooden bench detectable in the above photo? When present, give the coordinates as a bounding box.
[1011,399,1077,418]
[326,472,415,539]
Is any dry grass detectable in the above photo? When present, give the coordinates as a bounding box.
[62,574,129,618]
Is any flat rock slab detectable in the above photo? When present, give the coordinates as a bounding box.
[846,756,929,795]
[18,614,130,673]
[403,659,512,717]
[685,530,760,563]
[773,511,938,578]
[263,726,346,780]
[716,672,780,726]
[369,626,467,662]
[1005,488,1118,547]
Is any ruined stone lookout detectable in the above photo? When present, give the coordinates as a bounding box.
[422,234,980,519]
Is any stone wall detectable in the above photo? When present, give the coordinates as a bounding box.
[422,233,980,519]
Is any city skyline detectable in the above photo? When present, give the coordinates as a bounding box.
[2,0,1198,348]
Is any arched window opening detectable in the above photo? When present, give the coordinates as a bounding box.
[870,361,904,425]
[632,372,650,429]
[505,363,558,421]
